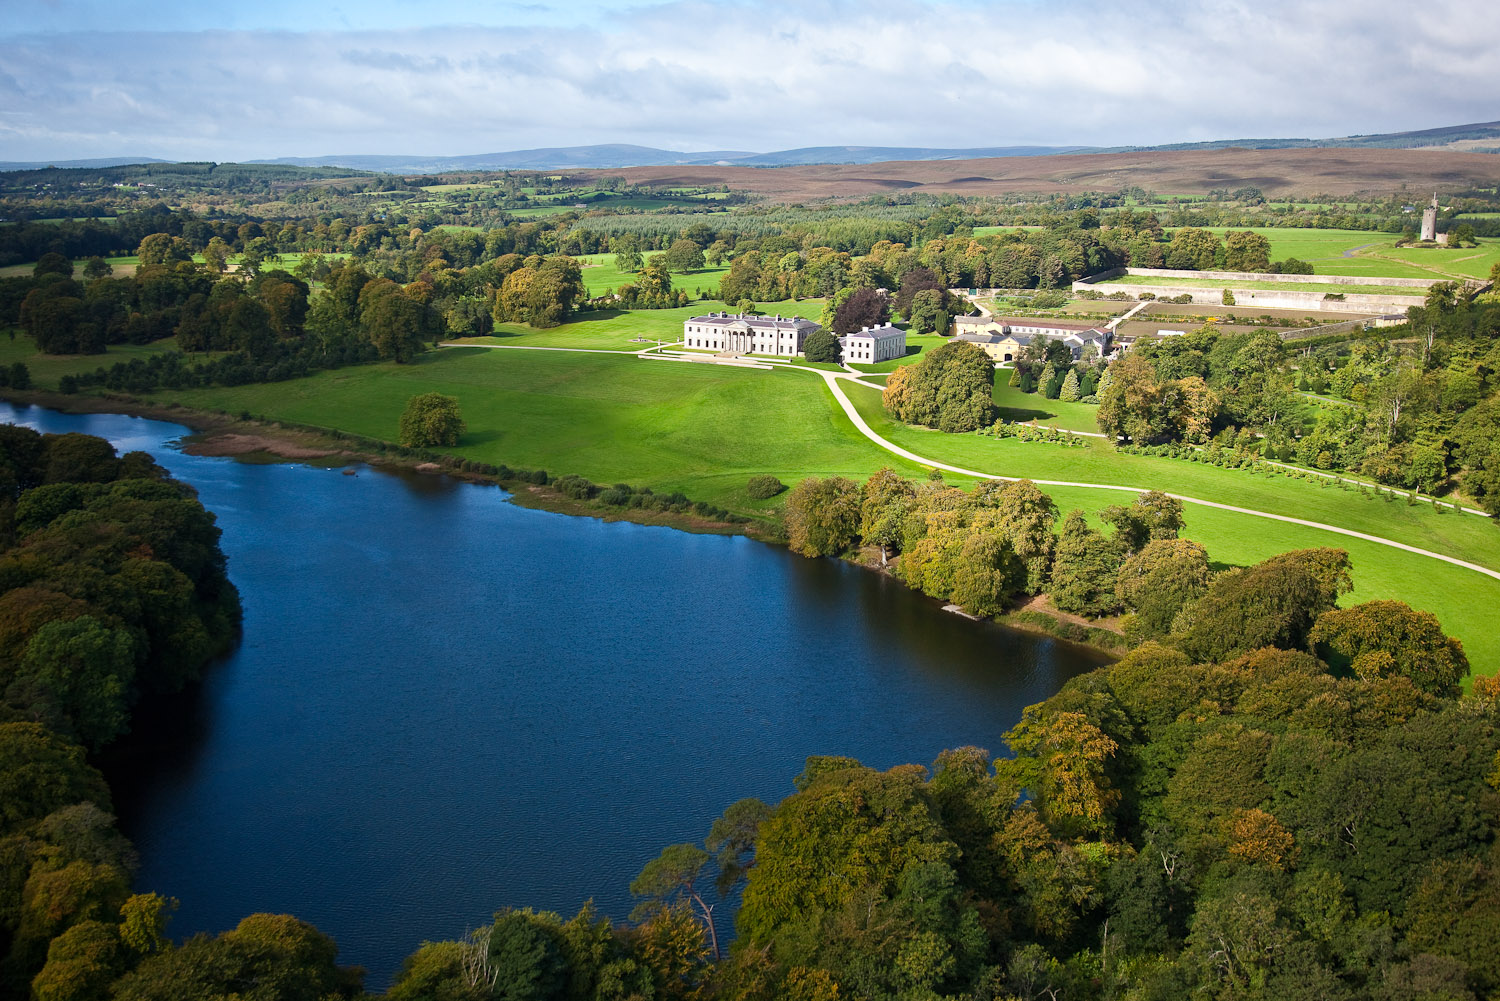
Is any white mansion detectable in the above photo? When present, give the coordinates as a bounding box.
[682,312,821,356]
[839,323,907,364]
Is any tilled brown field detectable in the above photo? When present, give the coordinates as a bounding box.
[578,147,1500,201]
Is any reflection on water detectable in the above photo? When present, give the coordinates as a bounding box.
[1,403,1110,986]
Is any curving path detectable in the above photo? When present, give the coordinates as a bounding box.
[810,368,1500,583]
[436,341,1500,583]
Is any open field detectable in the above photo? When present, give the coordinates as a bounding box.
[581,148,1500,202]
[0,335,187,386]
[991,381,1102,433]
[1192,226,1500,280]
[573,252,731,297]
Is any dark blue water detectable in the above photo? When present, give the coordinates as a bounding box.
[0,403,1108,986]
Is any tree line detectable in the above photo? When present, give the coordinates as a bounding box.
[1093,291,1500,512]
[0,427,241,996]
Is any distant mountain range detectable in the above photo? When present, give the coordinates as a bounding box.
[5,122,1498,174]
[0,156,171,171]
[243,143,1097,173]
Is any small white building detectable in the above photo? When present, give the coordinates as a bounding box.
[682,312,820,356]
[839,323,907,364]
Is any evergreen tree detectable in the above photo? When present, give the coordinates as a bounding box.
[1059,368,1081,402]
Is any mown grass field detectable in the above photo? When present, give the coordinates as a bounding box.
[991,380,1102,433]
[573,253,730,297]
[1192,226,1500,280]
[460,299,827,350]
[0,334,184,385]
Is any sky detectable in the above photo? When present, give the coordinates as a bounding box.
[2,0,1498,162]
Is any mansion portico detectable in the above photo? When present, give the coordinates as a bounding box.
[683,312,821,356]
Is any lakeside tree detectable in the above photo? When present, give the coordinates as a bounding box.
[1179,548,1352,661]
[398,393,466,448]
[1309,599,1469,695]
[1115,537,1212,640]
[860,467,916,564]
[783,476,861,557]
[1048,510,1124,616]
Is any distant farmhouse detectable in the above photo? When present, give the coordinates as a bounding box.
[683,312,820,356]
[839,323,907,364]
[952,316,1112,363]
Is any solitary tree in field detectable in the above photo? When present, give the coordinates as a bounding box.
[398,393,465,448]
[662,238,706,272]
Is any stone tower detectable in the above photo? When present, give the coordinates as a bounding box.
[1420,192,1438,242]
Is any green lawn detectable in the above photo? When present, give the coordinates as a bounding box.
[136,348,936,510]
[848,334,949,373]
[1191,227,1500,280]
[991,380,1101,433]
[456,299,827,351]
[0,334,186,388]
[574,253,731,297]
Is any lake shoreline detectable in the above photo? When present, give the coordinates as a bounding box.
[0,387,1126,662]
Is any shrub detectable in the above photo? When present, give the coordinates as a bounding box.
[552,474,597,500]
[747,474,786,499]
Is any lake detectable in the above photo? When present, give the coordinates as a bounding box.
[1,403,1110,987]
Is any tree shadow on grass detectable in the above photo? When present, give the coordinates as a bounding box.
[996,405,1060,424]
[458,429,503,447]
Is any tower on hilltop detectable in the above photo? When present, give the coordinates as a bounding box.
[1420,192,1439,242]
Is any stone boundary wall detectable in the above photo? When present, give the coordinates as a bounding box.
[1069,281,1425,315]
[1117,266,1442,289]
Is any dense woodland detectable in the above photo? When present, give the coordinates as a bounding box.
[0,428,240,997]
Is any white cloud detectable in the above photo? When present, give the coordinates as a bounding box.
[2,0,1498,160]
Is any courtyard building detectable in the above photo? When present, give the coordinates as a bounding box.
[952,316,1112,363]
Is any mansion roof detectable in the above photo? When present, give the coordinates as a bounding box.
[688,312,819,330]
